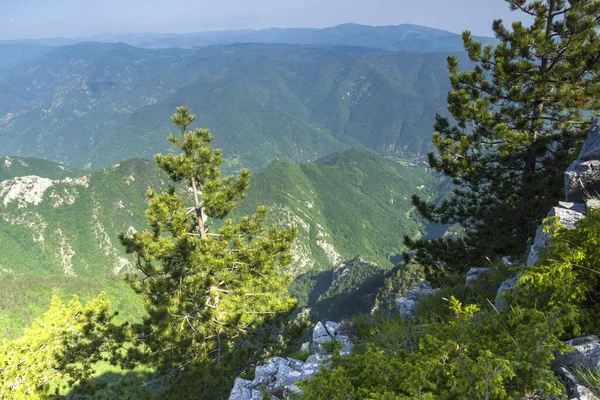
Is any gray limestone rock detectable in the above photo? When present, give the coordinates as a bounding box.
[554,336,600,371]
[299,341,310,354]
[228,321,351,399]
[559,201,588,214]
[557,367,599,400]
[325,321,339,337]
[275,364,302,388]
[579,118,600,162]
[229,378,253,400]
[465,267,491,287]
[565,160,600,202]
[301,353,329,380]
[395,297,417,318]
[494,274,520,311]
[527,206,586,266]
[312,321,332,344]
[586,198,600,210]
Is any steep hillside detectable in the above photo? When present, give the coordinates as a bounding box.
[237,149,440,273]
[0,274,145,340]
[0,42,453,170]
[0,157,167,276]
[0,156,82,180]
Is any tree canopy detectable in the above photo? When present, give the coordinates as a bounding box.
[118,106,298,393]
[407,0,600,282]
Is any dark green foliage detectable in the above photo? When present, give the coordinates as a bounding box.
[408,0,600,282]
[373,260,426,313]
[0,156,82,180]
[236,149,441,273]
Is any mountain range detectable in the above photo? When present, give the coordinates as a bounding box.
[1,23,493,52]
[0,22,458,339]
[0,148,443,338]
[0,41,455,171]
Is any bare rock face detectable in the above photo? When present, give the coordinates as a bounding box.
[554,336,600,372]
[394,281,440,318]
[494,274,520,312]
[228,321,352,400]
[465,267,491,288]
[565,160,600,203]
[565,118,600,203]
[552,336,600,400]
[579,118,600,162]
[527,205,587,266]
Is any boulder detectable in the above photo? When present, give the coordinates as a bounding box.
[565,160,600,203]
[465,267,491,287]
[494,274,520,311]
[395,283,440,318]
[579,118,600,162]
[275,364,302,388]
[395,297,417,318]
[559,202,588,214]
[228,321,351,399]
[557,367,599,400]
[527,206,586,266]
[301,353,328,380]
[325,321,339,337]
[587,198,600,210]
[312,321,332,344]
[554,335,600,371]
[229,378,253,400]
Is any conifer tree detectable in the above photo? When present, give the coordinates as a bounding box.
[119,106,297,384]
[406,0,600,281]
[0,294,113,399]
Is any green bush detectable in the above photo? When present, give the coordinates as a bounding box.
[301,298,564,399]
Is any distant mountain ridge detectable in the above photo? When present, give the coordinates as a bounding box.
[0,42,454,170]
[1,23,494,52]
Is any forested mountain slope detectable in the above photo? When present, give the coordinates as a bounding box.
[0,42,452,170]
[0,149,443,337]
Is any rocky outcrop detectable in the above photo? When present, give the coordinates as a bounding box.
[465,267,491,288]
[565,119,600,203]
[494,274,520,312]
[526,203,587,266]
[552,336,600,400]
[394,281,440,318]
[228,321,351,400]
[496,118,600,310]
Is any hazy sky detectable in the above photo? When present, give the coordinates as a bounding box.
[0,0,524,40]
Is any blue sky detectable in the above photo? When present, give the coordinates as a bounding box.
[0,0,524,40]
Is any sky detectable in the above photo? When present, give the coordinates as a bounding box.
[0,0,524,40]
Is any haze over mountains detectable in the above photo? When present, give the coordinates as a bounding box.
[0,22,459,337]
[0,24,485,171]
[1,23,494,52]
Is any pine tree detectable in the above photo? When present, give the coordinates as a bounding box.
[406,0,600,281]
[0,294,113,399]
[118,106,297,386]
